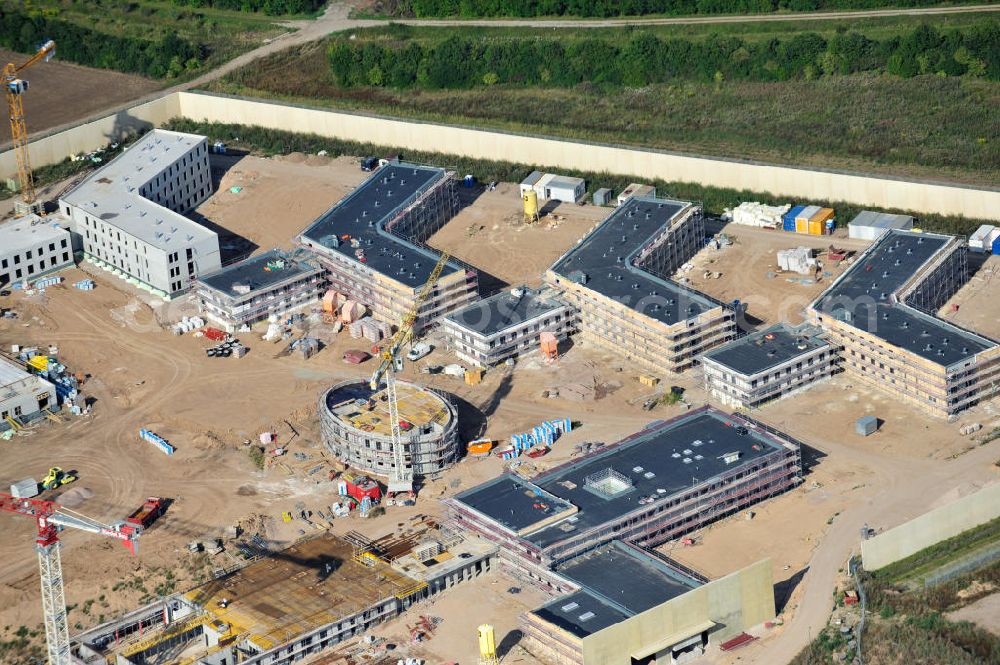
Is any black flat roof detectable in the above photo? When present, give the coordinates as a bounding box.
[455,474,576,533]
[445,287,567,337]
[198,249,320,297]
[550,197,718,326]
[813,231,995,366]
[533,589,629,638]
[454,408,791,549]
[533,541,702,638]
[299,163,461,289]
[702,323,830,376]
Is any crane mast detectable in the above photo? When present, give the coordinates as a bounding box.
[4,39,56,217]
[370,251,451,495]
[0,492,139,665]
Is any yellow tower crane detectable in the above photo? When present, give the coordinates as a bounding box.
[369,250,451,496]
[5,39,56,217]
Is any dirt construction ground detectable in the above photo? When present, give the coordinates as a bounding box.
[0,48,160,144]
[2,156,1000,663]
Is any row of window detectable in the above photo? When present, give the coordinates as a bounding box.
[1,237,68,270]
[0,252,71,284]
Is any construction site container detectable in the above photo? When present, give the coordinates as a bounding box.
[994,236,1000,255]
[809,208,835,236]
[795,206,820,234]
[782,205,803,232]
[10,478,38,498]
[639,375,659,387]
[856,416,878,436]
[465,368,483,385]
[969,225,996,252]
[593,187,612,206]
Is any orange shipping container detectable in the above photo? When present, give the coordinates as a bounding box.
[808,220,824,236]
[795,218,810,234]
[810,208,835,225]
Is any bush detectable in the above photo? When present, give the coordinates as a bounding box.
[170,0,325,15]
[325,21,1000,89]
[372,0,990,19]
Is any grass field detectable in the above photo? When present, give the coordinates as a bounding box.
[5,0,305,76]
[207,30,1000,186]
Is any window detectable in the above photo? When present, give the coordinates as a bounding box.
[62,252,69,262]
[1,259,6,269]
[27,265,34,275]
[24,251,31,259]
[49,242,55,252]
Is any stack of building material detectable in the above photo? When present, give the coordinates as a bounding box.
[34,276,62,289]
[506,418,573,456]
[139,428,174,455]
[777,247,817,275]
[349,321,365,339]
[969,225,996,252]
[725,202,790,229]
[375,320,393,339]
[263,322,283,342]
[361,320,382,343]
[73,279,96,290]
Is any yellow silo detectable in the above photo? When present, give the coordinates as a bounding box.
[478,624,499,665]
[522,190,539,224]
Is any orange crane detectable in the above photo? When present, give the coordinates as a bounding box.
[4,39,56,216]
[0,491,140,665]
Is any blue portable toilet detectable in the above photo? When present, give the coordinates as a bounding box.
[993,236,1000,255]
[783,205,804,232]
[463,174,475,188]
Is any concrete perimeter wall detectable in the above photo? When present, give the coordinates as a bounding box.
[862,481,1000,571]
[4,90,1000,222]
[581,558,774,665]
[0,94,181,176]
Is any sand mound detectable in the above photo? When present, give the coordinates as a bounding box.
[58,486,95,508]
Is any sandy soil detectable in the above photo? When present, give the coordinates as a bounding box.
[194,153,369,261]
[0,48,161,143]
[375,572,550,665]
[947,590,1000,636]
[938,254,1000,335]
[429,183,610,288]
[681,224,870,327]
[2,156,998,662]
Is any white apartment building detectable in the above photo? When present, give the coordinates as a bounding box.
[0,357,57,430]
[59,129,221,297]
[701,323,836,410]
[443,287,574,366]
[0,214,73,287]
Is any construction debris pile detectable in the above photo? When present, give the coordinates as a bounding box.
[723,202,791,229]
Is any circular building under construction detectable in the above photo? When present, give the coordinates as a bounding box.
[319,379,460,480]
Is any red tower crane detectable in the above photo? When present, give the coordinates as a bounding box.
[0,492,141,665]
